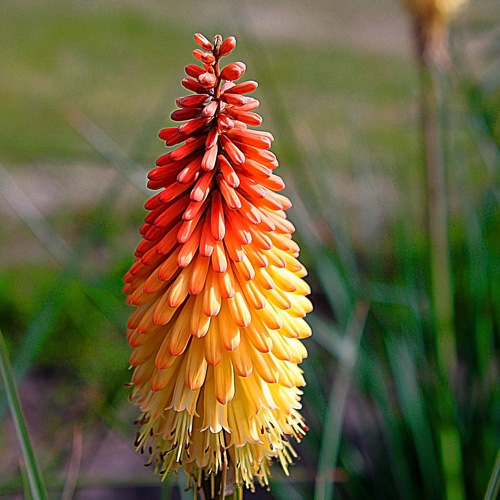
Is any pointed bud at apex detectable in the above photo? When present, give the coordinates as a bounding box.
[213,34,223,53]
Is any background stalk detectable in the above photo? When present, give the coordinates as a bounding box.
[416,28,464,500]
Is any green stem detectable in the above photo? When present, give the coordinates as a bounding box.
[419,54,464,500]
[421,65,456,382]
[0,329,49,500]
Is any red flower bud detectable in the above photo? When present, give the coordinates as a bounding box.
[219,36,236,56]
[181,77,207,94]
[194,32,212,51]
[184,64,204,78]
[170,107,201,121]
[193,48,215,65]
[230,80,258,94]
[220,62,246,81]
[198,72,217,88]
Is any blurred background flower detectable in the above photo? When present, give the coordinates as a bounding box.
[0,0,498,499]
[402,0,469,64]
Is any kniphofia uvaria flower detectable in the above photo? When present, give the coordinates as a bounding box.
[123,33,312,496]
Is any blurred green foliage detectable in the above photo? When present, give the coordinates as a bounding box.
[0,0,499,499]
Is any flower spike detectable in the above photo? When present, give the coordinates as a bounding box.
[124,33,312,495]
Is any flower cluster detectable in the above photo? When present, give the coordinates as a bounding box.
[123,33,312,494]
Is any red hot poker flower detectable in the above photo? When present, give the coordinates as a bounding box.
[123,33,312,494]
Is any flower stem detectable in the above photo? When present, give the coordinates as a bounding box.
[418,44,465,500]
[199,467,242,500]
[420,65,456,379]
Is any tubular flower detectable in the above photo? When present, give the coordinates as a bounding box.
[123,33,312,494]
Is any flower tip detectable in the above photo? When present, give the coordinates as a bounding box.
[213,34,223,52]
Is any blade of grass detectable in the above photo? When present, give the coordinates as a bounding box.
[19,460,34,500]
[314,301,369,500]
[61,424,83,500]
[0,163,73,264]
[0,328,49,500]
[464,210,494,378]
[308,314,347,361]
[300,343,331,451]
[464,83,500,179]
[287,187,354,328]
[270,480,306,500]
[484,449,500,500]
[357,351,413,499]
[285,118,360,289]
[385,336,441,499]
[64,107,149,194]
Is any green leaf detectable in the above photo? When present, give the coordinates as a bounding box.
[314,302,369,500]
[484,449,500,500]
[0,328,49,500]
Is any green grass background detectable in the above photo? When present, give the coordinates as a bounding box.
[0,0,499,498]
